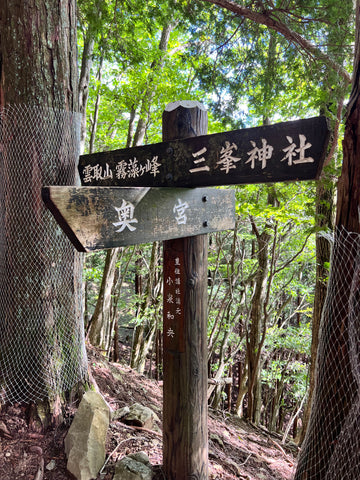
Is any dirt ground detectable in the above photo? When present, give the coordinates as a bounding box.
[0,345,298,480]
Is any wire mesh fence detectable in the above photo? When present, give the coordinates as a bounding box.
[294,227,360,479]
[0,105,87,404]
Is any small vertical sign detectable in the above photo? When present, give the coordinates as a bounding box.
[163,241,185,352]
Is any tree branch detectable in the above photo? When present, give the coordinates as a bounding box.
[201,0,351,85]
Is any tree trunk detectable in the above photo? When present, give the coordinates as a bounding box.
[132,22,173,147]
[89,56,104,154]
[299,178,334,444]
[130,242,161,373]
[79,34,95,154]
[235,359,249,417]
[0,1,78,109]
[162,101,209,479]
[246,218,271,424]
[207,332,231,405]
[88,248,120,353]
[295,4,360,477]
[0,0,86,407]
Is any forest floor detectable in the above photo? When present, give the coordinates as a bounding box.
[0,344,298,480]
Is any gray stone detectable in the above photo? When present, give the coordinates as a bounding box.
[64,391,110,480]
[122,403,159,429]
[113,405,130,420]
[114,452,153,480]
[128,451,151,466]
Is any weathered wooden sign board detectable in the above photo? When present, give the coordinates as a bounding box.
[42,186,235,252]
[78,116,330,188]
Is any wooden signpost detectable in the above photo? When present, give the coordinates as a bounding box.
[43,100,331,480]
[42,186,234,251]
[162,102,209,479]
[78,113,330,188]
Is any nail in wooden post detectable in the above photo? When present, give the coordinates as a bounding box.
[162,100,209,479]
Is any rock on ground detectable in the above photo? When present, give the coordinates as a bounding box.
[122,403,159,429]
[64,391,110,480]
[114,451,153,480]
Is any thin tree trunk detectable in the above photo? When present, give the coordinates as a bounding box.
[299,179,334,444]
[79,34,95,154]
[132,23,173,146]
[88,248,120,352]
[130,242,161,373]
[111,246,135,362]
[246,218,271,424]
[89,56,104,154]
[235,359,249,417]
[126,105,137,151]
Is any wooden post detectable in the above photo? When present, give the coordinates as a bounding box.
[162,100,209,479]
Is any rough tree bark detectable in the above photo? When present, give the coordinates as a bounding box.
[0,0,86,413]
[0,1,78,109]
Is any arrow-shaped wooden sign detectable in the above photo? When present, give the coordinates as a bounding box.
[42,186,235,252]
[78,116,330,188]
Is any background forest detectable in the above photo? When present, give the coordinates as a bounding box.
[78,0,354,444]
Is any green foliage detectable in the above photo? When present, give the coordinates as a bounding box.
[262,322,312,406]
[78,0,213,153]
[266,323,311,356]
[182,0,354,127]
